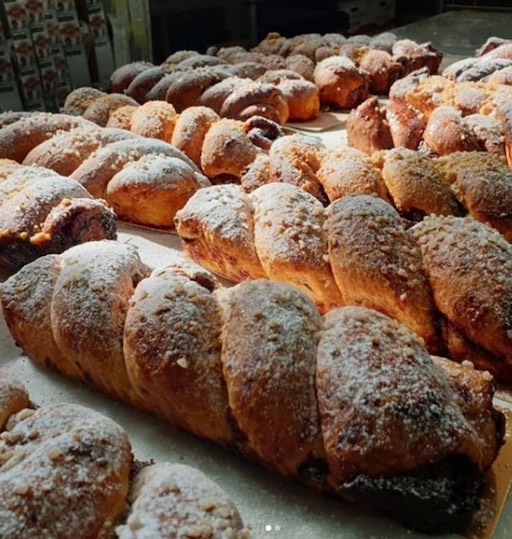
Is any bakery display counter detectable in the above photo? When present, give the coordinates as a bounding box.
[1,223,512,538]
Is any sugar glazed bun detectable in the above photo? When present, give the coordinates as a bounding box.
[0,373,249,538]
[0,242,505,534]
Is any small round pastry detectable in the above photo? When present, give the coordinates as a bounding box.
[385,99,426,150]
[317,148,390,203]
[200,118,261,180]
[392,39,443,74]
[423,106,482,155]
[277,79,320,121]
[105,105,138,130]
[285,53,316,80]
[171,106,220,167]
[226,61,267,80]
[110,60,153,93]
[219,81,290,124]
[358,49,405,94]
[199,77,252,113]
[162,50,198,65]
[487,65,512,85]
[82,93,139,127]
[106,154,210,227]
[165,68,230,112]
[129,100,177,142]
[314,56,369,109]
[125,65,167,103]
[145,70,188,101]
[61,87,107,116]
[177,54,228,69]
[346,97,394,154]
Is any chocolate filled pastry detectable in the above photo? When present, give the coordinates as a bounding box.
[0,164,116,271]
[0,242,505,534]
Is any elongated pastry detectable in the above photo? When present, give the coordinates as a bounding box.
[176,185,512,380]
[0,242,504,534]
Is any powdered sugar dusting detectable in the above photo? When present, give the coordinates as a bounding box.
[117,463,248,539]
[316,306,485,484]
[0,403,131,539]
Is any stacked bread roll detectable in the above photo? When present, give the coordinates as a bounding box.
[0,371,248,538]
[347,60,512,161]
[0,240,504,534]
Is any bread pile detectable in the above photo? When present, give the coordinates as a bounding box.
[67,54,319,125]
[175,167,512,382]
[0,240,505,534]
[347,40,512,160]
[0,109,284,233]
[0,371,248,538]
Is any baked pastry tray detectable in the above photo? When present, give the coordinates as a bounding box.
[1,224,512,539]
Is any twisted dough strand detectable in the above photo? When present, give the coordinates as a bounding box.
[0,240,503,534]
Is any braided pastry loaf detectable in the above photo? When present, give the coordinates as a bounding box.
[175,183,512,383]
[0,240,505,534]
[0,371,248,538]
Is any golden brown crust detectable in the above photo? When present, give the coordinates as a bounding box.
[276,78,320,121]
[175,184,267,281]
[71,138,199,198]
[0,403,131,539]
[61,87,107,116]
[200,119,260,180]
[0,113,95,162]
[82,94,140,127]
[218,280,323,475]
[381,148,461,219]
[22,127,134,176]
[0,372,29,430]
[106,154,209,227]
[125,65,167,103]
[385,99,425,149]
[105,105,138,130]
[110,61,153,93]
[326,195,442,353]
[118,463,249,538]
[250,183,343,313]
[129,100,177,142]
[171,106,220,167]
[346,97,393,154]
[413,215,512,372]
[317,148,390,203]
[314,56,369,109]
[50,241,151,406]
[359,49,405,94]
[124,269,233,443]
[423,106,482,155]
[317,307,482,485]
[436,152,512,239]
